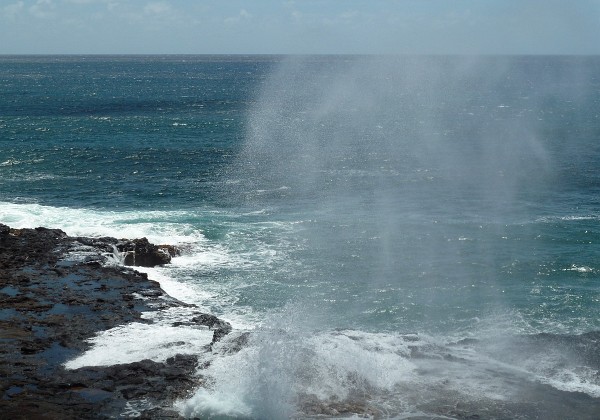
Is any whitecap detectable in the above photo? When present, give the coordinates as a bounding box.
[562,264,594,273]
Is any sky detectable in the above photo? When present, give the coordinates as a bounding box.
[1,0,599,55]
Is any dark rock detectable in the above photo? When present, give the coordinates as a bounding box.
[192,313,232,344]
[223,332,251,354]
[298,393,382,418]
[157,244,181,258]
[117,237,172,267]
[211,324,233,344]
[192,313,222,328]
[0,223,10,235]
[0,224,235,419]
[34,226,68,239]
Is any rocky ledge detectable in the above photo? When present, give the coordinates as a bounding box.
[0,224,230,419]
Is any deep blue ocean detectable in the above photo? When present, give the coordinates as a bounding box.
[1,55,600,418]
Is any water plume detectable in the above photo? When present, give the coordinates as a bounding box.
[193,55,597,417]
[235,55,552,321]
[239,56,551,207]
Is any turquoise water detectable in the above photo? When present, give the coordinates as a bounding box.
[1,55,600,418]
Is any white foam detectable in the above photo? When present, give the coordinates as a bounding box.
[504,347,600,398]
[306,330,415,395]
[132,266,219,315]
[64,322,213,369]
[170,246,233,270]
[536,214,600,222]
[1,202,295,281]
[541,367,600,398]
[0,200,241,298]
[179,328,535,417]
[178,308,600,418]
[563,264,594,273]
[0,201,204,245]
[178,387,253,419]
[178,329,418,418]
[176,340,257,418]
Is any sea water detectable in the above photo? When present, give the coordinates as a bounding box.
[1,55,600,418]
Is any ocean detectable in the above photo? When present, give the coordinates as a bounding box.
[1,55,599,418]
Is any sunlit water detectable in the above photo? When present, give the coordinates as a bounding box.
[1,55,600,418]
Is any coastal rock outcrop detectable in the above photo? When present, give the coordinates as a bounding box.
[0,223,230,419]
[117,237,175,267]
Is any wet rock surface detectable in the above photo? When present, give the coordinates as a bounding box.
[0,224,229,419]
[117,237,175,267]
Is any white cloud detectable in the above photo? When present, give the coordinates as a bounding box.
[29,0,56,19]
[291,10,302,21]
[144,1,172,16]
[339,10,358,22]
[106,2,119,12]
[2,1,25,20]
[63,0,96,4]
[282,0,302,22]
[224,8,252,25]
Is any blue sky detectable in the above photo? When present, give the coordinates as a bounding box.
[1,0,599,54]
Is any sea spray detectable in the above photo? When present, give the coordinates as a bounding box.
[179,55,599,416]
[179,303,418,418]
[232,55,554,332]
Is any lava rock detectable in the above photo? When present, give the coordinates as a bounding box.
[117,237,172,267]
[192,313,233,344]
[0,224,234,419]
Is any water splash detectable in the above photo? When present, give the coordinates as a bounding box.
[184,55,599,417]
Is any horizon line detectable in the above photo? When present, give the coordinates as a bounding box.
[1,53,599,57]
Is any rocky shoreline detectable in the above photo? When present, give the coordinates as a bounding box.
[0,224,230,419]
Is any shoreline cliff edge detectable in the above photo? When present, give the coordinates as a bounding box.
[0,223,231,419]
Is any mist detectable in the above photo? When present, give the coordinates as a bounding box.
[184,55,600,417]
[232,56,553,325]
